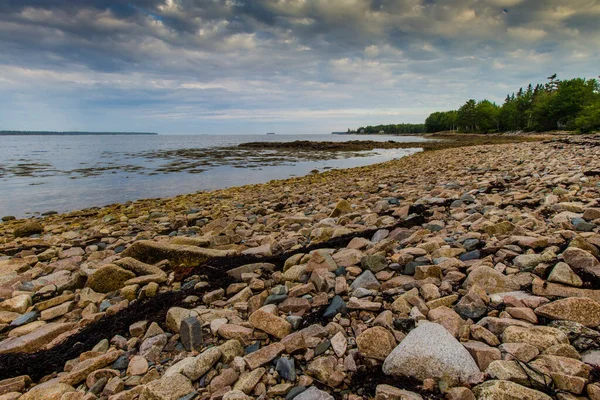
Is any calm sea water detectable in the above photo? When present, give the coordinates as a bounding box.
[0,134,429,217]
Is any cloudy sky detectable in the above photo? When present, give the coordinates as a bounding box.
[0,0,598,134]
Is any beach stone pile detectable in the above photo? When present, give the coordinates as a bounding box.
[0,136,600,399]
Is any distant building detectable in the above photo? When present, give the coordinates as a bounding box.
[360,129,365,134]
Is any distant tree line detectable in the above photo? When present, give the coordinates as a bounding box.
[424,74,600,133]
[348,123,426,134]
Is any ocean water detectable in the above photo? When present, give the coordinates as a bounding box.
[0,134,429,217]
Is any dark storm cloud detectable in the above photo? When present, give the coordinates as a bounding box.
[0,0,598,133]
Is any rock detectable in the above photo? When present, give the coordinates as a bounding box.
[139,333,167,362]
[307,356,343,386]
[361,254,387,273]
[502,325,568,351]
[472,380,552,400]
[183,347,222,381]
[513,251,554,269]
[20,380,74,400]
[529,355,592,379]
[375,384,423,400]
[330,199,352,217]
[499,343,539,362]
[141,373,194,400]
[60,351,121,386]
[350,270,380,290]
[0,295,31,314]
[180,316,203,352]
[485,221,516,236]
[122,240,236,266]
[0,322,74,354]
[244,342,285,369]
[0,375,31,396]
[332,249,363,267]
[382,322,480,384]
[86,264,135,293]
[463,341,501,371]
[356,326,396,360]
[294,386,334,400]
[547,262,583,287]
[306,250,337,272]
[535,297,600,327]
[222,390,252,400]
[233,367,265,394]
[276,357,296,382]
[455,291,487,319]
[330,331,347,357]
[13,221,43,238]
[582,350,600,367]
[166,307,192,333]
[562,247,600,277]
[249,306,291,339]
[127,356,148,376]
[9,311,39,328]
[427,306,466,338]
[531,277,600,302]
[463,266,520,294]
[323,295,346,318]
[485,360,551,386]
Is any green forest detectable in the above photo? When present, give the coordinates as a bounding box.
[348,123,426,134]
[424,75,600,133]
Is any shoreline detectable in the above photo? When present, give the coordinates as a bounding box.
[0,134,546,220]
[0,135,599,399]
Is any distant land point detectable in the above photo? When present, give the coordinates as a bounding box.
[0,131,158,136]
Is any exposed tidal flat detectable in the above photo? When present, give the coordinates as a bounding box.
[1,134,600,399]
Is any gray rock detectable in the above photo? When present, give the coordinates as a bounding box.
[293,386,334,400]
[276,356,296,381]
[323,295,346,318]
[9,311,39,327]
[285,386,306,400]
[180,316,203,352]
[350,270,380,290]
[382,322,481,384]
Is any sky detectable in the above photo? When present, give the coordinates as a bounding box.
[0,0,599,135]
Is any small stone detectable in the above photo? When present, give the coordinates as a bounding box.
[86,264,135,293]
[330,331,347,357]
[356,326,396,361]
[180,316,203,352]
[323,295,346,318]
[294,386,333,400]
[249,306,291,339]
[126,356,148,376]
[0,295,32,314]
[502,325,568,351]
[350,270,380,290]
[547,262,583,287]
[472,380,552,400]
[535,297,600,327]
[462,340,501,371]
[233,367,265,394]
[244,342,285,370]
[375,384,423,400]
[13,221,43,238]
[276,356,297,382]
[142,373,194,400]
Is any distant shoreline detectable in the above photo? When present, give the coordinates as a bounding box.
[0,131,158,136]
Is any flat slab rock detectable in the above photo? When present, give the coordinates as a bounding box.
[382,322,481,384]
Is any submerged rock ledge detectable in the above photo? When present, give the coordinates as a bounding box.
[0,135,600,399]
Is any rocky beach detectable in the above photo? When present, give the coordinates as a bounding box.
[1,134,600,400]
